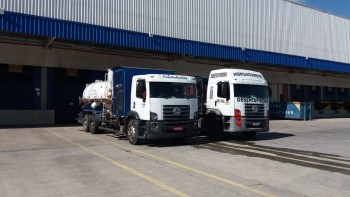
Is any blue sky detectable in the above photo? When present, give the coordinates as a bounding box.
[290,0,350,19]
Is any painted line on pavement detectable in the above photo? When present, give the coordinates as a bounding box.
[44,128,190,197]
[67,128,276,197]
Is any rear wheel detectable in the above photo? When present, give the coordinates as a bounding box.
[89,115,99,134]
[127,120,141,145]
[205,117,223,140]
[241,131,257,138]
[83,114,91,132]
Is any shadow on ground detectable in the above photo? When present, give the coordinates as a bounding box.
[137,132,295,148]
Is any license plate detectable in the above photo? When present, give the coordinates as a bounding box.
[173,126,184,131]
[252,122,260,126]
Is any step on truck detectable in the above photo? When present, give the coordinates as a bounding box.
[197,69,270,139]
[78,66,198,145]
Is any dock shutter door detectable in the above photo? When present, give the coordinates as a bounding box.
[0,65,36,110]
[50,68,105,123]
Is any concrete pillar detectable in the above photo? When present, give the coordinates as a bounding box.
[269,83,279,102]
[283,84,291,102]
[319,86,324,102]
[334,88,339,103]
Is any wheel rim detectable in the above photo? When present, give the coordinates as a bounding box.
[128,124,136,140]
[83,118,88,130]
[90,121,94,130]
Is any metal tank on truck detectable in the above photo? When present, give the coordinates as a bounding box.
[78,66,198,145]
[197,69,270,139]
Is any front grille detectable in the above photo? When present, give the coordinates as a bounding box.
[245,104,265,118]
[163,105,190,121]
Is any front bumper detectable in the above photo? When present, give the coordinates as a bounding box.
[138,120,198,140]
[224,117,269,133]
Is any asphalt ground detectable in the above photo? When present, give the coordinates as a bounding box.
[1,119,350,197]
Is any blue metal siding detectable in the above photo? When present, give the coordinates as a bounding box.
[1,11,350,73]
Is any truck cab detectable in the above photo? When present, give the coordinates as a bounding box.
[127,74,198,144]
[200,69,269,139]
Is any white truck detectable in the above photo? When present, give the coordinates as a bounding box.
[78,66,198,145]
[198,68,270,139]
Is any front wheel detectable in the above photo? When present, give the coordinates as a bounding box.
[83,114,91,132]
[127,120,142,145]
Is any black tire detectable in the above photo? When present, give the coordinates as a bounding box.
[127,119,141,145]
[89,115,99,134]
[83,114,91,132]
[205,117,223,140]
[241,131,257,138]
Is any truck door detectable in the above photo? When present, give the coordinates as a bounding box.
[131,79,148,120]
[215,82,232,116]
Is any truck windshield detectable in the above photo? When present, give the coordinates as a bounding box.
[150,82,196,99]
[234,84,268,99]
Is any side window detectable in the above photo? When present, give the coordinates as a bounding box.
[217,82,230,100]
[136,80,146,99]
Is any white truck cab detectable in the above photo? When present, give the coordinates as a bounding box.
[201,68,269,139]
[128,74,198,144]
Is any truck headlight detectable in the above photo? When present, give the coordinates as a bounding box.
[150,112,158,120]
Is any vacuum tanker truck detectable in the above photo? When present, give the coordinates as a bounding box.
[78,66,198,145]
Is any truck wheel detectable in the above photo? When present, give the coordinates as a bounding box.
[127,120,141,145]
[89,115,99,134]
[241,131,257,138]
[83,114,91,132]
[205,117,223,140]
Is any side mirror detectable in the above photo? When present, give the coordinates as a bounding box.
[221,84,227,98]
[218,82,230,100]
[136,86,143,98]
[142,90,146,103]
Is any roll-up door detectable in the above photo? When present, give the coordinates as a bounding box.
[48,68,105,123]
[0,64,39,110]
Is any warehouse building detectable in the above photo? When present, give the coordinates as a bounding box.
[0,0,350,125]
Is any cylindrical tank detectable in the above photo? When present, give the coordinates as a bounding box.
[81,69,113,101]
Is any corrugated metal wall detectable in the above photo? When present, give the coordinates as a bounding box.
[1,0,350,64]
